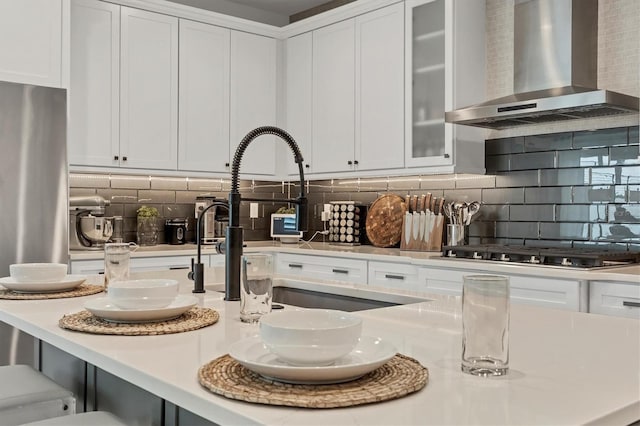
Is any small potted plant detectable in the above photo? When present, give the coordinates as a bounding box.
[136,205,160,246]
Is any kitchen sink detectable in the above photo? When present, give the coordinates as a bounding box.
[205,279,429,312]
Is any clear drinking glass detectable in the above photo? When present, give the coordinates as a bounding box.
[240,254,273,323]
[461,275,510,376]
[104,242,137,290]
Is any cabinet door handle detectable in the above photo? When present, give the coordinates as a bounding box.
[169,266,190,270]
[385,274,405,280]
[623,301,640,308]
[113,155,119,161]
[353,160,359,165]
[122,156,128,161]
[288,263,303,269]
[332,268,349,274]
[305,164,309,169]
[347,160,353,165]
[225,162,230,167]
[444,153,450,159]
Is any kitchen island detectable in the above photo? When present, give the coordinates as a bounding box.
[0,275,638,425]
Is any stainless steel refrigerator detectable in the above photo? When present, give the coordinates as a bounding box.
[0,80,68,365]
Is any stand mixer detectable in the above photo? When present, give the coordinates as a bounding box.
[69,195,115,250]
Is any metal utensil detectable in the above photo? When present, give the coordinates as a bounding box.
[466,201,481,225]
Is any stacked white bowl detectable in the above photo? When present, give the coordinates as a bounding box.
[107,279,179,309]
[9,263,67,282]
[259,309,363,366]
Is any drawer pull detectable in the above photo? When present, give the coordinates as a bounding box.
[169,266,189,270]
[385,274,405,280]
[288,263,303,269]
[332,268,349,274]
[623,301,640,308]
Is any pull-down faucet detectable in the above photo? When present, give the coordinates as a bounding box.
[225,126,308,300]
[190,126,308,300]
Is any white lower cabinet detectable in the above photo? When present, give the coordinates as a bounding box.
[70,255,198,275]
[589,281,640,319]
[275,253,367,284]
[368,261,420,290]
[417,267,581,311]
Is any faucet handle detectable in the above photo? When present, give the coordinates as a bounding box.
[188,258,195,281]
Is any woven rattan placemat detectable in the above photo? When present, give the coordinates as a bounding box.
[198,353,428,408]
[0,284,104,300]
[59,307,219,336]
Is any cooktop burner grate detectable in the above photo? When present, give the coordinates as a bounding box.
[442,245,640,268]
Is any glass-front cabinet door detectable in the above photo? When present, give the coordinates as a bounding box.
[406,0,448,167]
[405,0,486,172]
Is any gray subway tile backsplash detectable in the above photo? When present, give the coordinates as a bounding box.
[591,223,640,242]
[609,204,640,223]
[510,204,554,221]
[68,125,639,249]
[557,148,608,168]
[573,127,629,149]
[525,187,572,204]
[572,185,626,203]
[540,222,589,240]
[609,146,640,166]
[629,185,640,202]
[630,126,639,144]
[539,168,589,186]
[495,170,539,188]
[510,151,556,170]
[485,137,524,155]
[556,204,607,223]
[485,154,510,173]
[524,132,572,152]
[481,187,524,204]
[137,190,176,204]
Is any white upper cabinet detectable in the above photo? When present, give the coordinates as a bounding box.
[69,0,120,167]
[284,32,313,176]
[312,19,356,174]
[120,7,179,170]
[355,2,405,171]
[229,31,277,176]
[308,2,404,177]
[0,0,65,88]
[405,0,485,172]
[178,19,231,173]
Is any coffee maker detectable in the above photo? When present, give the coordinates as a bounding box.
[69,195,116,250]
[195,196,228,244]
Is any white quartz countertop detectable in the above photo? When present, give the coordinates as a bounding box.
[69,242,640,284]
[0,276,638,425]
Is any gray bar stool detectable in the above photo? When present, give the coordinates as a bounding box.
[20,411,127,425]
[0,365,75,425]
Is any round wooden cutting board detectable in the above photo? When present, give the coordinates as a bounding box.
[365,194,407,248]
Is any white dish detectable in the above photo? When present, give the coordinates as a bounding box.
[229,335,396,384]
[108,279,179,309]
[0,275,86,293]
[260,309,363,366]
[84,295,197,323]
[10,263,67,282]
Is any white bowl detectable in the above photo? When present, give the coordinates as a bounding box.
[107,279,179,309]
[9,263,67,283]
[259,309,363,366]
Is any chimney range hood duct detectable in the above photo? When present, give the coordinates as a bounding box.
[445,0,639,130]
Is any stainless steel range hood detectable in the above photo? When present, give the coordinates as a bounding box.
[445,0,639,130]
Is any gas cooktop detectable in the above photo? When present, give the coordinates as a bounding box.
[442,244,640,269]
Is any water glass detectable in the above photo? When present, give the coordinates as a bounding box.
[104,242,137,290]
[461,275,510,376]
[240,254,273,323]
